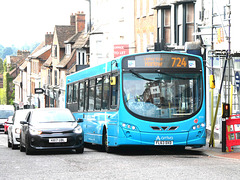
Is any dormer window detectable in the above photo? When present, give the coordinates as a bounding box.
[65,44,71,55]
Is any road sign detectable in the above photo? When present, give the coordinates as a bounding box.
[35,88,45,94]
[235,72,240,92]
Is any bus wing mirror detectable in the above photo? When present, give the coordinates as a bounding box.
[110,76,116,86]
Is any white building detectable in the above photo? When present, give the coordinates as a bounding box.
[90,0,135,66]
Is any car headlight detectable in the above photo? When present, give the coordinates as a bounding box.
[74,126,83,134]
[15,128,21,134]
[29,127,42,135]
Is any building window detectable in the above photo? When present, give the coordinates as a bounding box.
[142,0,147,17]
[186,3,194,42]
[158,7,171,45]
[143,33,147,52]
[54,70,57,86]
[149,0,154,16]
[77,50,86,65]
[137,34,141,53]
[65,44,71,55]
[52,45,57,57]
[176,2,195,45]
[137,0,140,18]
[48,69,52,85]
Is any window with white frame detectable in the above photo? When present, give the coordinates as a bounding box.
[137,0,140,18]
[150,32,154,46]
[149,0,154,15]
[143,33,147,51]
[142,0,147,17]
[137,34,141,53]
[77,50,87,65]
[158,8,171,45]
[65,44,71,55]
[176,2,195,45]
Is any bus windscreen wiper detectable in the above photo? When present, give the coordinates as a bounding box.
[129,69,154,81]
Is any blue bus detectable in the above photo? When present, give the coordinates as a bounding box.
[66,52,206,152]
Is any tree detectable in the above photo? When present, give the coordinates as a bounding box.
[0,58,3,74]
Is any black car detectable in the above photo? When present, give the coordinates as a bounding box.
[20,108,84,155]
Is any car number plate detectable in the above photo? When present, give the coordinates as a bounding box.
[154,141,173,145]
[49,138,67,143]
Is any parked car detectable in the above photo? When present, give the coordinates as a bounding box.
[0,105,14,132]
[4,115,13,134]
[8,109,30,149]
[20,108,84,155]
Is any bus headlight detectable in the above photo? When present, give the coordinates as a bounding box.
[121,123,138,131]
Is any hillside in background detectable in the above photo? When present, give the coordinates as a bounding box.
[0,43,40,60]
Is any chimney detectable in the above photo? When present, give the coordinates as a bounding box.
[17,50,22,56]
[45,32,53,45]
[75,11,85,33]
[70,13,76,26]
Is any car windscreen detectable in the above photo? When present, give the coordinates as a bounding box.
[0,110,14,119]
[31,110,75,123]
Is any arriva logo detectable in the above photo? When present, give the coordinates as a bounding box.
[156,136,173,140]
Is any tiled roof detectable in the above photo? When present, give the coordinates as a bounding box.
[72,33,89,49]
[19,61,28,71]
[43,56,52,67]
[65,32,82,44]
[13,74,21,85]
[56,49,76,68]
[30,45,51,59]
[55,25,75,48]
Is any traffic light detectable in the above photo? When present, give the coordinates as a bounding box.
[222,103,230,118]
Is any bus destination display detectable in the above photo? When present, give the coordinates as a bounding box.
[123,53,201,69]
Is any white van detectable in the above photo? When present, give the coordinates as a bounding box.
[0,105,14,132]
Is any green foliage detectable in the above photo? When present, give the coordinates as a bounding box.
[3,59,7,72]
[0,58,3,74]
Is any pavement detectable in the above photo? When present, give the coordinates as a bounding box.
[203,138,240,160]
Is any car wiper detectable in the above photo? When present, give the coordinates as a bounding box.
[129,69,154,81]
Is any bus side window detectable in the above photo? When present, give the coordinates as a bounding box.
[78,82,84,111]
[73,83,78,103]
[88,79,95,111]
[95,77,102,110]
[111,75,119,109]
[102,75,110,110]
[84,80,89,111]
[67,84,73,104]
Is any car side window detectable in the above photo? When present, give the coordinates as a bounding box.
[25,112,31,123]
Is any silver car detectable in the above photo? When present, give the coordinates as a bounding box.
[8,109,30,149]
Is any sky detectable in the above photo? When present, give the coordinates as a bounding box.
[0,0,89,48]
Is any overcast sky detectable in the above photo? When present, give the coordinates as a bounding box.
[0,0,88,47]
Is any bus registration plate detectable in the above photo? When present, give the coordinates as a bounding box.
[49,138,67,143]
[154,141,173,145]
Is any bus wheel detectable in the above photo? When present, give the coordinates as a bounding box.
[102,129,114,153]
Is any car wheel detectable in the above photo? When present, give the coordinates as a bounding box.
[25,140,34,155]
[76,147,84,154]
[19,135,25,152]
[7,136,12,148]
[11,136,18,150]
[102,129,114,153]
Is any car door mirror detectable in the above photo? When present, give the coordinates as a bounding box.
[77,118,84,123]
[20,121,28,125]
